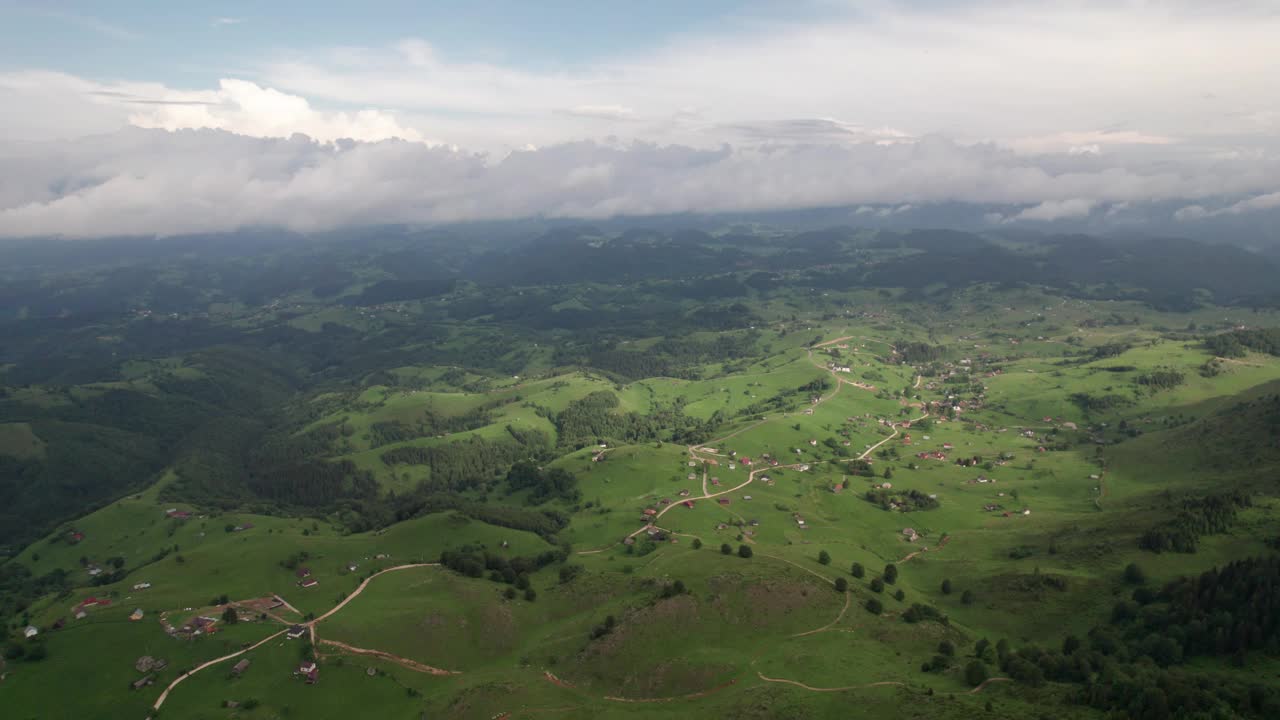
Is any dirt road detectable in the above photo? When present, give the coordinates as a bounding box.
[152,628,287,711]
[318,638,459,675]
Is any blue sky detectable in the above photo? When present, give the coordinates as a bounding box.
[1,1,791,85]
[0,1,1278,238]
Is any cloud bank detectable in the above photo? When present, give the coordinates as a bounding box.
[0,2,1278,238]
[3,128,1279,238]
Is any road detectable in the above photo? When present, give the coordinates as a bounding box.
[151,628,287,711]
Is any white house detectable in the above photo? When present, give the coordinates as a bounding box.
[24,625,39,638]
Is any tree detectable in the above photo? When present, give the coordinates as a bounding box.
[941,578,953,594]
[721,543,733,555]
[938,640,955,656]
[883,467,893,480]
[818,550,831,565]
[1124,562,1147,585]
[961,589,975,605]
[964,660,988,687]
[894,589,905,602]
[221,606,239,624]
[834,577,848,592]
[851,562,865,578]
[692,538,702,550]
[883,563,898,584]
[738,544,753,559]
[1062,634,1081,655]
[524,588,537,601]
[870,577,884,593]
[865,598,883,614]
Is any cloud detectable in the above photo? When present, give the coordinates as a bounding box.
[559,105,636,120]
[1175,191,1280,221]
[0,72,426,145]
[3,128,1279,239]
[212,17,243,27]
[1015,199,1098,222]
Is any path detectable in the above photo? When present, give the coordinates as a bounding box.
[969,677,1012,694]
[756,672,904,692]
[309,563,438,626]
[152,628,287,711]
[791,590,851,638]
[317,638,459,675]
[897,533,951,563]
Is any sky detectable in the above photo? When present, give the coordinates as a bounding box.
[1,0,1278,239]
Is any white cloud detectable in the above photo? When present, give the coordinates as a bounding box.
[2,128,1278,239]
[213,18,243,27]
[1175,191,1280,221]
[0,72,426,145]
[1015,199,1098,222]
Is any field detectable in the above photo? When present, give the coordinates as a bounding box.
[5,278,1280,720]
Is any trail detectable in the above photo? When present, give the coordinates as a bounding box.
[791,590,851,637]
[151,628,286,711]
[317,638,459,675]
[309,563,438,626]
[756,672,904,692]
[969,677,1012,694]
[897,533,952,563]
[758,553,835,586]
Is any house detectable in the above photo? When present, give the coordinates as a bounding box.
[942,443,954,450]
[740,457,753,466]
[24,625,39,638]
[902,528,920,542]
[74,609,88,620]
[682,501,694,508]
[86,565,103,577]
[232,659,251,676]
[300,578,319,588]
[233,523,254,532]
[687,473,697,481]
[717,498,730,505]
[808,439,818,446]
[797,464,811,472]
[743,495,752,501]
[166,509,192,520]
[130,608,145,621]
[133,582,152,590]
[642,508,657,517]
[659,498,671,505]
[295,567,311,579]
[287,625,307,640]
[678,489,691,497]
[749,519,760,526]
[347,562,359,572]
[299,661,317,674]
[306,668,319,684]
[68,530,85,544]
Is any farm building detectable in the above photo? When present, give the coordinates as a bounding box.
[299,578,319,588]
[287,625,307,640]
[232,659,251,676]
[130,608,144,621]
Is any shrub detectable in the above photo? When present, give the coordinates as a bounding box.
[851,562,865,578]
[834,577,848,592]
[818,550,831,565]
[738,544,753,559]
[964,660,988,687]
[870,578,884,593]
[721,543,733,555]
[865,598,883,614]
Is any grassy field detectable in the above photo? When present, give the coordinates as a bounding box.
[5,290,1280,719]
